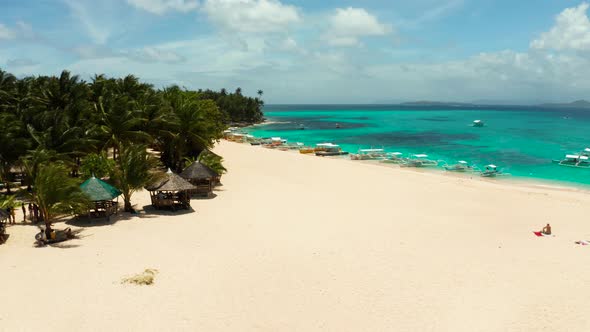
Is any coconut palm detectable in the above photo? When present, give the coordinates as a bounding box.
[110,144,159,212]
[31,163,89,238]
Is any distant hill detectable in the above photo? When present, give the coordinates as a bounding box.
[400,101,477,107]
[538,100,590,109]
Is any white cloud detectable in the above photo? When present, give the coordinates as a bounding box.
[202,0,301,33]
[0,24,16,40]
[279,37,298,51]
[127,0,199,15]
[63,0,110,44]
[324,7,392,47]
[129,47,187,63]
[531,2,590,51]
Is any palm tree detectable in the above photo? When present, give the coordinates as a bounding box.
[198,150,227,175]
[111,144,159,212]
[159,88,225,171]
[257,89,263,97]
[31,163,89,238]
[94,94,151,160]
[0,113,31,192]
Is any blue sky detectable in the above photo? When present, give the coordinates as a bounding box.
[1,0,590,104]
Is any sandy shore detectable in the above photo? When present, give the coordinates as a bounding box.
[2,140,590,331]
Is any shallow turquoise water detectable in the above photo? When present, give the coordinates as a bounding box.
[247,105,590,188]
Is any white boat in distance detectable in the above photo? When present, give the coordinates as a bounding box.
[472,120,484,127]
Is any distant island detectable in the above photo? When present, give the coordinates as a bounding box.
[537,100,590,109]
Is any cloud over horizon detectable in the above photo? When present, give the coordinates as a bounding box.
[2,1,590,103]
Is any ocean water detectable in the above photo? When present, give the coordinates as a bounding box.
[246,105,590,188]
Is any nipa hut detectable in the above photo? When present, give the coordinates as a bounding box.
[180,161,220,197]
[80,176,122,219]
[145,169,196,211]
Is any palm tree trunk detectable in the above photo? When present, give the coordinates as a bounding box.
[123,194,133,212]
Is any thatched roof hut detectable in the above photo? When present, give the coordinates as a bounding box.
[80,176,122,202]
[180,161,219,197]
[146,169,196,192]
[79,176,122,219]
[145,169,196,210]
[180,161,219,181]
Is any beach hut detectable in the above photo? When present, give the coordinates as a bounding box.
[79,176,122,219]
[145,169,196,211]
[180,161,220,197]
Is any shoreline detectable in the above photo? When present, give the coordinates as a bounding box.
[240,138,590,196]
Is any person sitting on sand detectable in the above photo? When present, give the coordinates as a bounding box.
[541,223,551,235]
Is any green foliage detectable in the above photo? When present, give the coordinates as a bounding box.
[197,88,264,123]
[1,68,248,213]
[0,195,17,210]
[198,150,227,175]
[32,163,90,232]
[110,144,160,212]
[80,152,115,178]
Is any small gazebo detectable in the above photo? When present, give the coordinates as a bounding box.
[80,176,122,219]
[180,161,220,197]
[145,169,196,211]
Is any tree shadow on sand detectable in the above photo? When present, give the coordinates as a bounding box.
[140,204,196,216]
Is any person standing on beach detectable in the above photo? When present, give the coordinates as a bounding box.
[33,204,39,223]
[10,207,16,224]
[21,203,26,222]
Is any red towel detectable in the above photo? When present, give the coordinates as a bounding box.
[533,231,543,237]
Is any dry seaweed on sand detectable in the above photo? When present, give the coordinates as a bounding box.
[121,269,159,285]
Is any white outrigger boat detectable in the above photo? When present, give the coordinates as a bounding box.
[350,148,387,160]
[379,152,405,164]
[552,154,590,168]
[442,160,477,172]
[479,164,507,177]
[400,154,438,168]
[472,120,485,127]
[315,143,349,156]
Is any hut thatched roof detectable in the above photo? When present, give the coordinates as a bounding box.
[145,169,197,192]
[180,161,219,180]
[80,176,122,201]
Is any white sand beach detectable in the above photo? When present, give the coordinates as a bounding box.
[2,140,590,331]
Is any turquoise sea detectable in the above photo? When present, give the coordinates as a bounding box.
[246,105,590,188]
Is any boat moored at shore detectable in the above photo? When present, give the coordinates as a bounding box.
[400,154,438,167]
[442,160,477,172]
[315,143,349,156]
[350,148,387,160]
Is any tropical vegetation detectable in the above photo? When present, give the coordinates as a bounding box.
[0,68,263,222]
